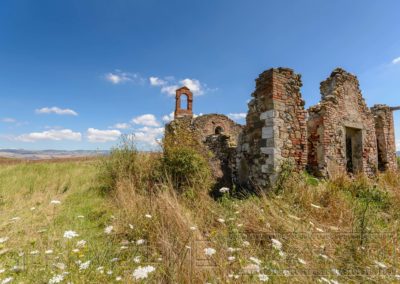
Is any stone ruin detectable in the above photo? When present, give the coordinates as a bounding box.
[165,68,399,191]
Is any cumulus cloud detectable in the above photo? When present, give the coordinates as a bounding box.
[180,78,204,95]
[1,118,16,123]
[161,85,180,96]
[105,70,144,85]
[131,114,160,127]
[162,112,174,123]
[392,57,400,65]
[15,129,82,142]
[228,113,246,121]
[36,107,78,116]
[149,77,167,86]
[130,127,164,147]
[87,128,121,143]
[112,123,131,129]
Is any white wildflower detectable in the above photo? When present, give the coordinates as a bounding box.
[30,250,39,255]
[111,258,119,262]
[279,250,286,257]
[136,239,145,245]
[217,218,225,223]
[72,249,79,253]
[76,240,86,248]
[30,207,36,211]
[204,247,216,256]
[50,200,61,205]
[249,257,262,265]
[228,256,235,261]
[97,266,104,274]
[77,215,84,219]
[63,230,79,239]
[134,256,141,263]
[115,276,122,281]
[129,224,134,229]
[283,270,290,276]
[107,270,113,275]
[79,261,91,271]
[242,263,260,274]
[258,274,269,282]
[120,246,128,250]
[0,270,4,274]
[1,277,13,284]
[132,265,156,280]
[237,223,243,227]
[145,214,152,219]
[0,237,9,244]
[331,268,340,275]
[104,226,113,234]
[45,249,53,254]
[219,187,229,193]
[48,274,64,284]
[271,239,282,250]
[190,226,197,231]
[242,241,250,246]
[227,247,240,252]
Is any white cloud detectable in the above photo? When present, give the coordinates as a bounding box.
[180,78,204,96]
[162,112,174,123]
[131,114,160,127]
[392,57,400,65]
[15,129,82,142]
[87,128,121,143]
[130,127,164,147]
[36,107,78,116]
[228,113,246,121]
[161,85,180,96]
[1,118,16,123]
[149,77,167,86]
[396,139,400,151]
[112,123,131,129]
[105,70,144,85]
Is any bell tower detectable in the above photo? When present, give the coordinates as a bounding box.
[174,86,193,118]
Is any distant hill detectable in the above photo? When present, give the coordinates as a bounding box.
[0,149,109,160]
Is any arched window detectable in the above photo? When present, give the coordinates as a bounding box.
[180,94,188,110]
[215,126,224,135]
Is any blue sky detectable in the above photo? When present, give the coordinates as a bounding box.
[0,0,399,150]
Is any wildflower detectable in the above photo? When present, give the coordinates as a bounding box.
[134,256,141,263]
[107,270,113,275]
[132,265,156,280]
[48,274,64,284]
[76,240,86,248]
[54,263,66,270]
[242,241,250,246]
[0,270,4,274]
[30,207,36,211]
[120,246,128,250]
[104,226,113,234]
[50,200,61,205]
[374,261,387,269]
[228,256,235,261]
[271,239,282,250]
[77,215,84,219]
[217,218,225,223]
[72,249,79,253]
[45,250,53,255]
[258,274,269,282]
[79,261,91,271]
[219,187,229,193]
[63,230,79,239]
[129,224,134,229]
[136,239,145,245]
[145,214,152,219]
[1,277,13,284]
[204,248,216,256]
[237,223,243,227]
[249,257,261,265]
[30,250,39,255]
[283,270,290,276]
[190,226,197,231]
[115,276,122,281]
[97,266,104,273]
[0,237,9,244]
[111,258,119,262]
[227,247,240,252]
[331,268,340,275]
[298,258,307,265]
[242,263,260,274]
[278,251,286,258]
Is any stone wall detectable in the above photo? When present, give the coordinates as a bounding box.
[236,68,307,190]
[371,104,397,172]
[307,68,378,177]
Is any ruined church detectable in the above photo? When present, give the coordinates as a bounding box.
[165,67,398,191]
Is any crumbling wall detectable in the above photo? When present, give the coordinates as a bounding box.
[236,68,307,190]
[307,68,378,177]
[371,104,397,171]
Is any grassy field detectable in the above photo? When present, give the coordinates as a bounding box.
[1,154,400,283]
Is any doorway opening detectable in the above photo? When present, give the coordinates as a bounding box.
[345,127,363,174]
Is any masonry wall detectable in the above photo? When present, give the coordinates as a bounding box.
[371,104,397,172]
[307,68,378,177]
[237,68,307,190]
